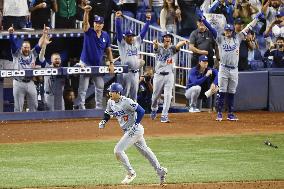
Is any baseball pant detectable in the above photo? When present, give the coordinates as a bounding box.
[151,73,174,116]
[185,86,201,108]
[74,75,104,109]
[121,72,139,101]
[44,94,65,111]
[218,65,238,94]
[13,80,38,112]
[114,124,161,175]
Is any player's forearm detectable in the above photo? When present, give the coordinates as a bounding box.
[83,10,90,32]
[176,40,187,50]
[39,45,46,62]
[106,47,114,63]
[241,19,258,35]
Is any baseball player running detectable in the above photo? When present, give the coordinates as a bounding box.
[98,82,168,185]
[8,25,48,112]
[115,11,151,101]
[196,9,264,121]
[150,32,188,123]
[73,5,114,110]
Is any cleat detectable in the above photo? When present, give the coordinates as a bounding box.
[188,107,201,113]
[216,112,223,121]
[227,113,239,121]
[160,115,170,123]
[121,172,136,184]
[158,167,168,185]
[150,111,157,120]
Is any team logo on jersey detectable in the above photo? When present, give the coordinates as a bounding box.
[18,55,35,67]
[113,110,125,117]
[103,38,106,42]
[222,43,237,52]
[156,53,171,63]
[126,49,138,56]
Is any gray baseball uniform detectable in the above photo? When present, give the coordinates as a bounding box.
[105,96,162,176]
[216,32,244,93]
[43,65,65,111]
[117,36,142,101]
[11,46,39,112]
[151,45,178,116]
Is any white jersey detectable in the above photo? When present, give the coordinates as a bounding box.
[216,32,244,68]
[3,0,29,16]
[154,45,178,73]
[118,36,142,70]
[106,96,138,131]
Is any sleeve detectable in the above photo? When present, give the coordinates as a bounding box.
[264,49,273,57]
[208,0,220,13]
[33,44,41,55]
[201,19,217,39]
[106,33,111,48]
[189,31,196,45]
[139,20,150,40]
[125,98,138,112]
[9,34,20,54]
[115,18,123,43]
[153,46,160,54]
[135,104,145,125]
[171,45,179,54]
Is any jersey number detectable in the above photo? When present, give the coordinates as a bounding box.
[166,58,173,65]
[123,115,129,122]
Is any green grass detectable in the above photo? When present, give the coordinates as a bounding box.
[0,134,283,188]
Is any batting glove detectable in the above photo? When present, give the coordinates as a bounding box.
[98,120,106,129]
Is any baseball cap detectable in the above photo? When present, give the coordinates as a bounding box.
[94,15,104,23]
[276,10,284,17]
[224,24,234,31]
[199,55,208,62]
[234,18,244,24]
[124,29,136,37]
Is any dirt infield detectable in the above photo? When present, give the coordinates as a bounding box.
[1,111,284,188]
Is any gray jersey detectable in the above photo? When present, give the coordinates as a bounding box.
[106,96,138,131]
[154,45,178,73]
[118,36,142,70]
[12,49,38,80]
[216,33,244,68]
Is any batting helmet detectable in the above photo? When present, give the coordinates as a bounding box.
[108,83,123,93]
[161,31,174,42]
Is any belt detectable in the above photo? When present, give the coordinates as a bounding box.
[158,72,169,75]
[14,78,31,83]
[221,64,237,69]
[130,69,139,73]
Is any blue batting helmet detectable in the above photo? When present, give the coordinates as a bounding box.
[161,31,174,42]
[108,83,123,93]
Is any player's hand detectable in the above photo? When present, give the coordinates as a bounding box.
[99,120,106,129]
[206,69,213,77]
[153,39,159,47]
[115,11,122,18]
[176,8,181,16]
[211,83,219,93]
[146,12,151,21]
[8,25,14,34]
[83,5,92,12]
[42,24,50,35]
[108,64,115,74]
[37,2,47,8]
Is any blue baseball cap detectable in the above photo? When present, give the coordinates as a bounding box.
[199,55,208,62]
[124,29,136,36]
[276,10,284,17]
[224,24,234,31]
[94,15,104,23]
[234,18,244,24]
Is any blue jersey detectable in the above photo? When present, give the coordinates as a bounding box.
[80,28,111,66]
[186,66,218,89]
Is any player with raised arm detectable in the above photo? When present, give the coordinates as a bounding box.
[98,82,168,185]
[115,10,151,101]
[150,32,188,123]
[73,5,114,110]
[196,9,264,121]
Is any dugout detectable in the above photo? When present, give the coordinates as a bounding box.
[268,69,284,112]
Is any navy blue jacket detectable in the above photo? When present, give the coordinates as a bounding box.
[186,66,218,89]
